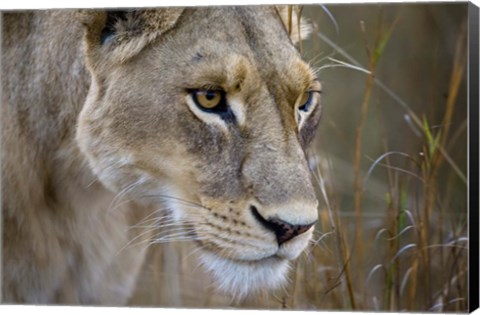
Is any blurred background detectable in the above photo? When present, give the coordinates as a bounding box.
[130,3,469,312]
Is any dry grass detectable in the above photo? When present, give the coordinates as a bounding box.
[129,4,469,312]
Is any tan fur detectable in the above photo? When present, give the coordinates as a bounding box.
[1,6,321,304]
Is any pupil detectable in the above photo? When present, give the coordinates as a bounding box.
[206,92,216,101]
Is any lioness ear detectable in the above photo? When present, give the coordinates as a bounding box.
[275,5,312,44]
[77,9,184,64]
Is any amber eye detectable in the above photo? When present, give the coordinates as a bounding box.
[298,91,314,112]
[191,90,225,111]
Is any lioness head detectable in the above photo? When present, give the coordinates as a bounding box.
[76,7,322,298]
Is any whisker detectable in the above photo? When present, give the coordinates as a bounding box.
[116,227,158,256]
[107,179,146,214]
[141,194,209,211]
[130,214,176,228]
[123,230,199,252]
[131,205,208,229]
[183,244,208,262]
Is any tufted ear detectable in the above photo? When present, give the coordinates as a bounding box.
[76,9,184,65]
[276,5,312,44]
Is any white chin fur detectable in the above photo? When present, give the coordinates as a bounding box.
[198,251,290,300]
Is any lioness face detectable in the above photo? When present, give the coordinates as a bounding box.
[77,7,322,298]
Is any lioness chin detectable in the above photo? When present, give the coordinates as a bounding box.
[1,6,322,304]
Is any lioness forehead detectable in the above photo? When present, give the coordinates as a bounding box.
[150,7,314,98]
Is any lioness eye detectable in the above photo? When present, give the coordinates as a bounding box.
[191,90,226,112]
[298,91,313,112]
[296,89,321,131]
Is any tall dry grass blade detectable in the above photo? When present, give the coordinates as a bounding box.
[365,264,386,289]
[365,158,425,184]
[399,267,414,297]
[287,5,293,36]
[363,151,419,188]
[419,19,467,306]
[326,57,372,74]
[318,4,340,35]
[352,33,372,290]
[383,225,416,241]
[352,12,396,286]
[296,6,304,53]
[390,243,417,264]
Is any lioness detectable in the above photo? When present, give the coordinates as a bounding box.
[1,6,322,304]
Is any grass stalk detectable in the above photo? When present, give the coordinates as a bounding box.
[353,10,396,291]
[419,18,467,307]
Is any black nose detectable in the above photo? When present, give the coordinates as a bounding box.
[250,206,316,245]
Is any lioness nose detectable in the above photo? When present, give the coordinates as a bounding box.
[251,206,316,245]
